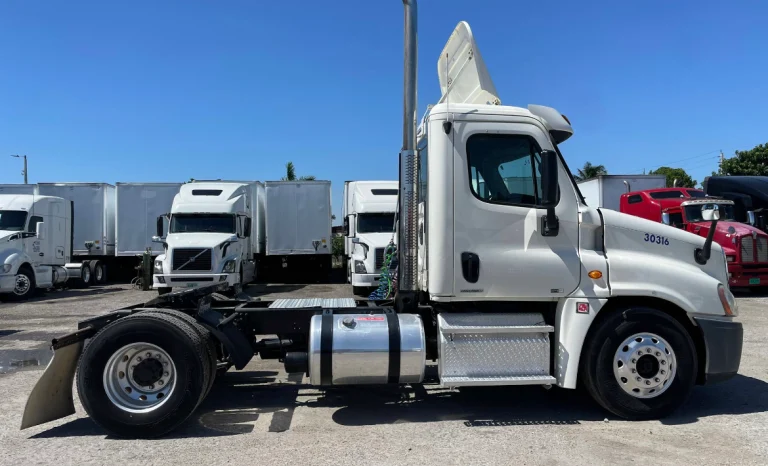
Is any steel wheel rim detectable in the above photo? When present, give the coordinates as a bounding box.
[103,342,177,413]
[95,265,103,282]
[614,333,676,399]
[13,274,31,295]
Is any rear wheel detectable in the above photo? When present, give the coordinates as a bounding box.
[580,307,697,420]
[7,266,36,301]
[90,260,107,285]
[77,313,209,438]
[77,262,92,288]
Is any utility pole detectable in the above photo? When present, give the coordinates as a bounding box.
[10,154,28,184]
[719,150,725,174]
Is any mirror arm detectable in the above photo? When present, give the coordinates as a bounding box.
[541,207,559,237]
[694,218,719,265]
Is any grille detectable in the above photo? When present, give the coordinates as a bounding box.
[172,248,212,271]
[374,248,385,271]
[741,237,755,263]
[758,237,768,263]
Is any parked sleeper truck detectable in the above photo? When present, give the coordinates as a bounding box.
[152,180,265,294]
[22,4,742,439]
[342,180,398,294]
[620,187,768,288]
[704,176,768,233]
[0,195,91,300]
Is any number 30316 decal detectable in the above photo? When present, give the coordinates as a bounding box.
[644,233,670,245]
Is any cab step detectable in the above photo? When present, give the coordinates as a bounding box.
[438,313,554,388]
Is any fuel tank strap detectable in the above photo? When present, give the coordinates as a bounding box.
[320,309,333,385]
[385,308,401,384]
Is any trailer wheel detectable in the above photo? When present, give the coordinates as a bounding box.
[580,307,697,420]
[139,310,218,398]
[76,313,209,438]
[7,265,36,301]
[90,260,107,284]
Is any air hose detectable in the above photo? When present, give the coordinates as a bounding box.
[368,241,398,300]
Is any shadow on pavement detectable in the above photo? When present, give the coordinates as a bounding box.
[28,371,768,439]
[0,286,123,304]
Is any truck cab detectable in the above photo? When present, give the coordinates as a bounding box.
[704,176,768,233]
[620,187,768,288]
[0,194,89,300]
[152,181,265,294]
[342,180,397,294]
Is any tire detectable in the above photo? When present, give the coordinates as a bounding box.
[7,266,36,301]
[76,313,210,438]
[580,307,697,420]
[90,260,107,285]
[77,262,92,288]
[157,287,172,296]
[138,310,218,398]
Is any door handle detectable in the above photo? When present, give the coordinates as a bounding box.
[39,253,44,257]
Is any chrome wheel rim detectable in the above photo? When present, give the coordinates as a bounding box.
[103,342,177,413]
[614,333,676,399]
[95,265,103,282]
[82,266,91,282]
[13,274,31,295]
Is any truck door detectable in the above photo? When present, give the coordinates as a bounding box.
[452,120,581,299]
[26,214,45,266]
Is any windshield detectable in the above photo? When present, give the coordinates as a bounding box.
[0,210,28,231]
[687,190,707,198]
[357,213,395,233]
[684,204,735,222]
[170,214,236,233]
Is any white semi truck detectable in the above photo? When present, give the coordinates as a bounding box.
[342,180,397,294]
[151,180,265,294]
[0,195,92,300]
[22,2,742,439]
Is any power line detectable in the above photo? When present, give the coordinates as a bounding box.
[627,149,720,174]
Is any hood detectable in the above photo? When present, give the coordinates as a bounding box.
[0,230,21,242]
[165,232,238,249]
[690,220,764,239]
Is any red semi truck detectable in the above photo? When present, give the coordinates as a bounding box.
[620,187,768,288]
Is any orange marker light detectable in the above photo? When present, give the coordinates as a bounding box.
[588,270,602,279]
[718,284,734,316]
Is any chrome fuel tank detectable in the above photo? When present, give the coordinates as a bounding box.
[308,312,426,385]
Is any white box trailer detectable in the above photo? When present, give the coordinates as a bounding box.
[578,175,666,211]
[0,184,36,195]
[264,180,332,277]
[115,182,182,256]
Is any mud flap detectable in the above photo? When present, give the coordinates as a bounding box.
[20,341,83,430]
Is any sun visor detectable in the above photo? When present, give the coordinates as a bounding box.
[437,21,501,106]
[528,104,574,144]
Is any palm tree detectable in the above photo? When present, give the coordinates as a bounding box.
[574,162,607,181]
[282,161,316,181]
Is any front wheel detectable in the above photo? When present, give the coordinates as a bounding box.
[7,267,36,301]
[580,307,697,420]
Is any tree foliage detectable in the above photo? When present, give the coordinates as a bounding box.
[647,166,697,188]
[282,161,316,181]
[574,162,607,181]
[719,143,768,176]
[331,236,344,257]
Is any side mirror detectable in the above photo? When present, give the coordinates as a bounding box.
[35,222,45,240]
[661,213,670,225]
[151,235,163,243]
[156,215,165,238]
[695,204,720,265]
[540,150,559,237]
[244,217,252,237]
[747,211,756,226]
[701,204,721,222]
[343,216,350,236]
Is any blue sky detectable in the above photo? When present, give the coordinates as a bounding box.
[2,0,766,221]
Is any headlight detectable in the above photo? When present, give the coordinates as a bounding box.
[223,260,237,273]
[2,264,12,273]
[154,260,163,273]
[354,260,367,274]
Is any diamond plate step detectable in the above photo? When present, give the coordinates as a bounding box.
[438,313,553,334]
[441,375,557,387]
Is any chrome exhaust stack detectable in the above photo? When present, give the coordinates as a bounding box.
[397,0,419,308]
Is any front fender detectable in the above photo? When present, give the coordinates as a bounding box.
[0,247,27,273]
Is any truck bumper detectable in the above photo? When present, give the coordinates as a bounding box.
[153,273,237,290]
[0,274,17,293]
[694,316,743,384]
[727,265,768,287]
[351,273,379,287]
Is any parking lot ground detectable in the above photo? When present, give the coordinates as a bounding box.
[0,285,766,465]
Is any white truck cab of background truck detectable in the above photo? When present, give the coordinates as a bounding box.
[20,3,743,438]
[152,181,265,294]
[343,180,397,293]
[0,195,89,300]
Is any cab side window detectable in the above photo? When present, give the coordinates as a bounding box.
[467,134,551,207]
[28,216,43,234]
